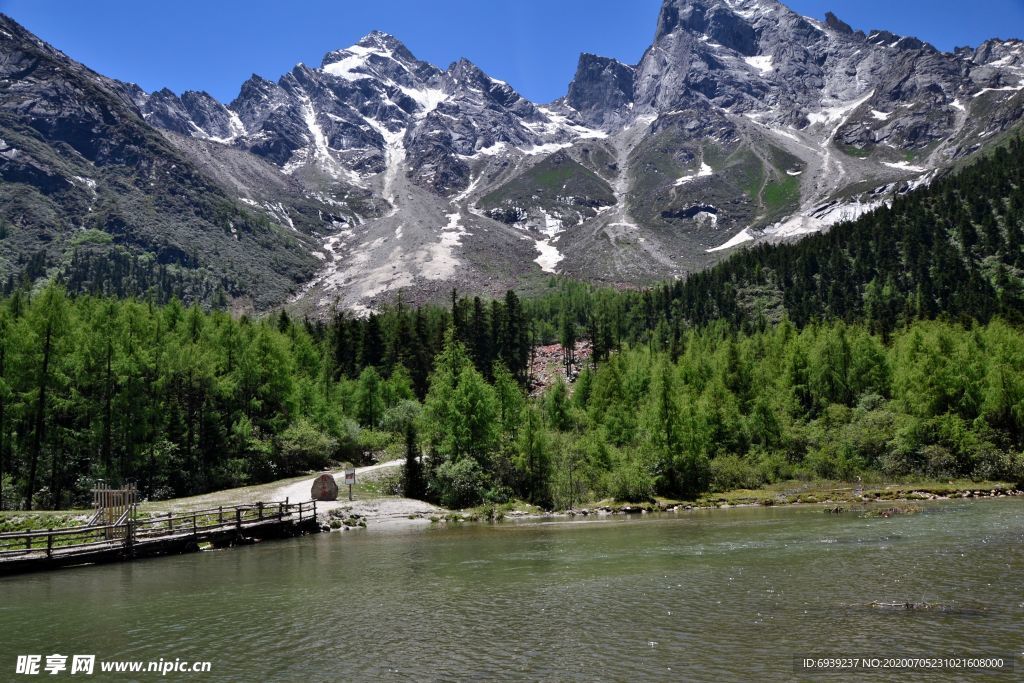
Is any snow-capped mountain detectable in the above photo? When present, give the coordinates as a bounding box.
[2,0,1024,313]
[127,30,614,312]
[137,31,602,197]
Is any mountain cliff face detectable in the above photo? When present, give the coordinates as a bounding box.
[0,14,361,309]
[2,0,1023,313]
[553,0,1024,278]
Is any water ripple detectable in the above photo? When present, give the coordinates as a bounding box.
[0,499,1021,681]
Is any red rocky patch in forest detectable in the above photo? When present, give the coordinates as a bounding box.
[527,340,592,396]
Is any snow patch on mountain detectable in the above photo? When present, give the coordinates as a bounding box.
[72,175,97,192]
[772,128,801,142]
[807,91,874,129]
[709,194,888,253]
[322,42,394,80]
[208,110,246,144]
[533,209,564,273]
[972,79,1024,98]
[744,55,774,75]
[707,227,754,252]
[882,160,927,173]
[402,86,447,117]
[462,141,508,159]
[422,212,468,280]
[364,117,407,211]
[523,142,575,156]
[674,162,713,186]
[300,94,332,164]
[532,106,609,140]
[451,173,482,204]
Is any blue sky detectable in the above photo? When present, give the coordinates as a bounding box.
[1,0,1022,104]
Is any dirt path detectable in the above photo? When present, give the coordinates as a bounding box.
[272,460,445,526]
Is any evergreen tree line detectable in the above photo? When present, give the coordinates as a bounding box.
[558,318,1024,504]
[1,282,1021,511]
[2,245,236,307]
[414,318,1024,511]
[0,286,532,509]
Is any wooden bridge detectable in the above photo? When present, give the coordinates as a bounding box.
[0,500,321,575]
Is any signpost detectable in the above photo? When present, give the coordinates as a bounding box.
[344,468,356,501]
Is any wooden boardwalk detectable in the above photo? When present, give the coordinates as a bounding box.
[0,500,320,575]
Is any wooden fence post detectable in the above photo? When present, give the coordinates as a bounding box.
[218,506,224,524]
[46,530,53,558]
[123,519,134,555]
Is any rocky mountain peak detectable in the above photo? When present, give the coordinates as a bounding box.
[231,74,280,108]
[823,11,855,36]
[443,58,529,111]
[446,57,489,85]
[973,38,1024,69]
[565,54,636,126]
[319,31,439,85]
[354,30,404,51]
[655,0,789,46]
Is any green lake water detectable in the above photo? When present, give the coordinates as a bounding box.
[1,499,1022,681]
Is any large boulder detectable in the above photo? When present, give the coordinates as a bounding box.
[311,473,339,501]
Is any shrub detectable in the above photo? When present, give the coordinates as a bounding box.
[754,450,794,484]
[483,485,514,505]
[607,459,656,502]
[805,442,864,480]
[208,458,250,490]
[276,418,338,474]
[664,450,712,499]
[879,448,915,478]
[376,468,404,497]
[709,454,763,492]
[355,429,392,463]
[0,473,15,510]
[921,444,958,478]
[428,458,490,509]
[70,229,113,246]
[969,447,1024,483]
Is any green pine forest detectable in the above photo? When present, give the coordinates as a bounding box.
[2,139,1024,511]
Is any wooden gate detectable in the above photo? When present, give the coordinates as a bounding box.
[91,483,138,539]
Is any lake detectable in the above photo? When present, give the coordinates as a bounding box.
[2,499,1022,681]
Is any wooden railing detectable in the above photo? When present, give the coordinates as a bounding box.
[0,522,129,556]
[0,500,318,559]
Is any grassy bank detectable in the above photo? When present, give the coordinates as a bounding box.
[693,478,1020,508]
[456,478,1022,521]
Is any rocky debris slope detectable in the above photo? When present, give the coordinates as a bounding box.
[528,340,593,396]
